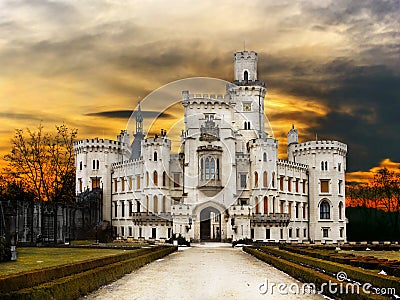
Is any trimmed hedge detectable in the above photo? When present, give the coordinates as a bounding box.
[281,245,400,277]
[0,246,175,296]
[244,247,385,300]
[0,246,176,299]
[258,246,400,296]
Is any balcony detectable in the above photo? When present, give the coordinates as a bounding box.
[132,212,172,225]
[251,213,290,226]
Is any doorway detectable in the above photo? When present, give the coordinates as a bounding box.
[200,207,221,241]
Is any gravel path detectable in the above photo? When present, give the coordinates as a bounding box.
[84,243,324,300]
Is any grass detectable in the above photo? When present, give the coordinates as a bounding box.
[340,250,400,261]
[70,240,151,247]
[0,247,128,276]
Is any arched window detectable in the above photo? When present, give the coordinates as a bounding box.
[264,196,268,214]
[255,197,259,214]
[200,158,204,180]
[154,151,158,161]
[162,171,167,187]
[254,171,258,187]
[79,161,82,170]
[339,202,343,219]
[263,152,267,162]
[325,161,328,170]
[162,196,166,212]
[153,195,158,213]
[244,70,249,81]
[145,196,149,213]
[244,122,247,130]
[96,160,99,170]
[153,171,158,186]
[204,156,216,180]
[263,171,268,188]
[146,172,149,187]
[272,172,275,187]
[321,161,324,170]
[320,201,330,219]
[92,160,96,170]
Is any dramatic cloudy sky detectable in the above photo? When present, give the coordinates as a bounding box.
[0,0,399,182]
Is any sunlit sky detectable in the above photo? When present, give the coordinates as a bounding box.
[0,0,399,183]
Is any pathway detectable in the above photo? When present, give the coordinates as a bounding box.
[85,243,324,300]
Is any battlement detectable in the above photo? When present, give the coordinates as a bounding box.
[247,137,278,148]
[181,90,230,104]
[143,136,171,148]
[278,159,309,171]
[74,138,127,153]
[234,51,258,60]
[293,140,347,156]
[111,158,143,169]
[235,152,250,161]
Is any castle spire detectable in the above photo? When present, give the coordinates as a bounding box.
[136,99,143,134]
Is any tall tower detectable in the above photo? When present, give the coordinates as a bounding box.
[234,51,258,82]
[131,101,145,160]
[228,51,266,142]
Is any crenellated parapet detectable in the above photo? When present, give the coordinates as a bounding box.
[293,140,347,156]
[143,136,171,149]
[112,158,143,170]
[277,159,309,171]
[74,138,127,154]
[181,91,231,107]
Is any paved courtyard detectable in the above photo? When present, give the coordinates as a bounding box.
[85,243,324,300]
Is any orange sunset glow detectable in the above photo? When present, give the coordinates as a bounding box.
[0,0,399,182]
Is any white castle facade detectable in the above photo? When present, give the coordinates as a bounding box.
[74,51,347,243]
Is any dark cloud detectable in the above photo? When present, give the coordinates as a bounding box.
[85,110,173,120]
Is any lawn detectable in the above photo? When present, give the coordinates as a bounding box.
[340,250,400,261]
[0,247,128,276]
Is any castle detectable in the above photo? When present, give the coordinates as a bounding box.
[74,51,347,243]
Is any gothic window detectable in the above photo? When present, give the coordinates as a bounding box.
[255,197,259,213]
[154,151,158,161]
[263,171,268,188]
[263,196,268,214]
[272,172,275,188]
[320,201,330,219]
[321,161,324,170]
[153,195,158,213]
[153,171,158,186]
[254,171,258,187]
[244,70,249,81]
[244,121,251,130]
[263,152,267,162]
[325,161,328,170]
[202,156,218,180]
[162,171,167,187]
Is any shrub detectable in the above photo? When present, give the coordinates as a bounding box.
[0,236,11,262]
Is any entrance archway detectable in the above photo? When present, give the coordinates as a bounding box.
[200,207,221,241]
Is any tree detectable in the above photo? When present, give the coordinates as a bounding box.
[4,124,77,203]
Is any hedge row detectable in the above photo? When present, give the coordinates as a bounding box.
[0,246,170,294]
[281,245,400,277]
[244,247,385,300]
[258,246,400,296]
[0,246,177,300]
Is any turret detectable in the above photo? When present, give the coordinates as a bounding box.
[287,125,298,162]
[234,51,258,82]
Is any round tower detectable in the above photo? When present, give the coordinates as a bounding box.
[292,140,347,243]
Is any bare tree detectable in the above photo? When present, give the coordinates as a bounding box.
[4,124,77,203]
